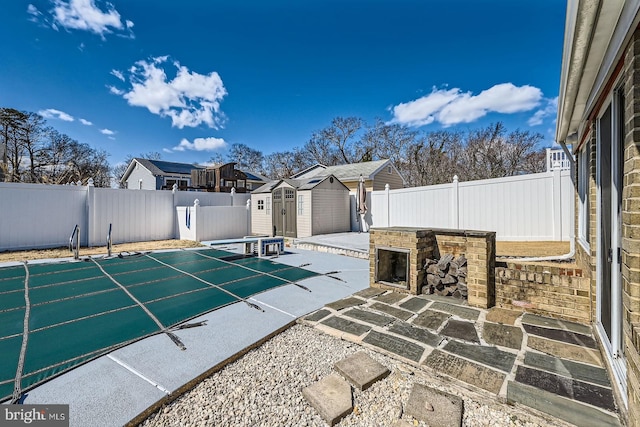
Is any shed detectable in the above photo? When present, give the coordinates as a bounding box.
[251,174,350,238]
[291,159,405,191]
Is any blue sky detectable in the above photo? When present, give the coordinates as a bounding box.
[1,0,566,168]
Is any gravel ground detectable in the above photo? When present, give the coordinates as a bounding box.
[139,324,571,427]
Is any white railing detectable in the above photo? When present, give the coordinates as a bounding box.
[546,148,572,171]
[0,182,251,251]
[360,169,573,241]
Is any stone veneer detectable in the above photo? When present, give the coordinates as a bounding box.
[369,227,495,309]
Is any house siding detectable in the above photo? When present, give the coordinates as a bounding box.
[250,193,272,236]
[372,167,404,191]
[126,165,156,190]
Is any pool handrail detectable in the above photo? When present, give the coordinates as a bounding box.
[69,224,80,260]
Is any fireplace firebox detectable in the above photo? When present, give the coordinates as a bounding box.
[375,247,410,289]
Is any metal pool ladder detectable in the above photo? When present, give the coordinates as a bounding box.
[69,224,80,260]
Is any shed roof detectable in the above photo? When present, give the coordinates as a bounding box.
[252,175,347,193]
[292,159,392,181]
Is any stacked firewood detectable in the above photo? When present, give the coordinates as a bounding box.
[422,254,468,298]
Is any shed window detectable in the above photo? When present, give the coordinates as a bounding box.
[285,188,295,199]
[266,196,271,214]
[578,144,590,247]
[257,200,264,210]
[387,166,392,174]
[298,195,304,215]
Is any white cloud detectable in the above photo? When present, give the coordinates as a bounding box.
[100,128,115,135]
[79,118,93,125]
[390,83,543,127]
[32,0,134,39]
[39,108,74,121]
[110,69,124,81]
[528,96,558,126]
[173,137,227,152]
[112,56,228,129]
[27,4,42,22]
[108,85,125,95]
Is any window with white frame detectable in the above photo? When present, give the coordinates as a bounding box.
[298,195,304,215]
[578,143,590,246]
[266,196,271,214]
[257,200,264,210]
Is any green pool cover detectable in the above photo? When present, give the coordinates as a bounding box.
[0,249,318,402]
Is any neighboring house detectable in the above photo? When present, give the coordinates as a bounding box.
[251,175,350,238]
[121,159,198,190]
[292,159,405,192]
[120,158,268,192]
[244,170,271,191]
[556,1,640,424]
[191,163,248,193]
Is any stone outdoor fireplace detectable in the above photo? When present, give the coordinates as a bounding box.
[369,227,496,309]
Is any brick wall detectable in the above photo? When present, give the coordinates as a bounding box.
[495,262,590,323]
[622,28,640,427]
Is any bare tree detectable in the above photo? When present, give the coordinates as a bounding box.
[263,149,309,179]
[226,143,265,173]
[304,117,364,165]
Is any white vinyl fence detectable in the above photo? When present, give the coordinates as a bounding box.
[0,182,251,251]
[361,169,573,241]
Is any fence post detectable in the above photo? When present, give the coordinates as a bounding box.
[246,199,251,235]
[451,175,460,229]
[86,178,94,247]
[172,183,179,239]
[552,168,562,240]
[231,187,236,206]
[193,199,200,241]
[385,183,390,227]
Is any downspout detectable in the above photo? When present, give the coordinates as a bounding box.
[507,135,577,263]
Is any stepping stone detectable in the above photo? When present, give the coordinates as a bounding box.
[370,302,413,320]
[420,294,466,306]
[440,319,479,343]
[321,316,371,336]
[524,352,611,387]
[423,350,505,394]
[343,308,394,327]
[354,287,385,299]
[485,307,522,325]
[527,336,603,367]
[507,381,621,427]
[363,330,425,362]
[305,309,331,322]
[522,313,592,336]
[482,322,523,350]
[523,323,597,348]
[389,321,442,348]
[515,365,616,412]
[374,292,406,305]
[430,302,480,321]
[443,340,516,372]
[334,351,390,391]
[399,297,428,312]
[326,296,365,311]
[302,373,353,426]
[404,383,463,427]
[412,310,450,331]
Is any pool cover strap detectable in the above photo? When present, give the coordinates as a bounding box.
[192,250,312,292]
[144,254,265,312]
[11,263,30,404]
[90,258,187,351]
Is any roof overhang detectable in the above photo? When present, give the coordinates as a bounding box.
[555,0,640,146]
